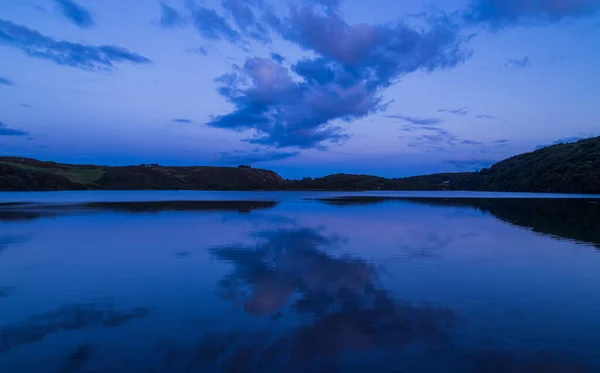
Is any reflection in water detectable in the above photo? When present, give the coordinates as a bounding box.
[59,343,96,373]
[0,304,152,354]
[1,195,599,372]
[0,234,28,255]
[208,228,459,371]
[459,350,589,373]
[316,197,600,248]
[0,200,278,221]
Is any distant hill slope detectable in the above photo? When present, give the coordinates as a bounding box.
[453,136,600,194]
[1,136,599,193]
[0,158,284,191]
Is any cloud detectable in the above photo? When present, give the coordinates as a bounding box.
[270,52,285,63]
[464,0,600,28]
[172,118,193,123]
[0,76,14,86]
[159,2,184,28]
[444,159,495,170]
[0,20,152,71]
[187,2,241,43]
[218,148,300,164]
[476,114,495,119]
[553,136,585,144]
[21,103,32,108]
[438,107,469,115]
[404,126,485,151]
[221,0,272,43]
[506,56,531,68]
[185,46,210,56]
[207,8,469,149]
[0,121,29,136]
[494,139,509,144]
[535,136,586,149]
[387,114,443,126]
[55,0,95,29]
[309,0,344,14]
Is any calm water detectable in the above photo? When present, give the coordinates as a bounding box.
[1,191,600,372]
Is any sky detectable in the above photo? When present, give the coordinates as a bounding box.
[1,0,599,178]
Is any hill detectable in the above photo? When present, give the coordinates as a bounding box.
[453,136,600,194]
[0,158,284,191]
[1,136,599,193]
[287,136,600,193]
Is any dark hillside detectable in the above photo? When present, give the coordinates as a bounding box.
[454,137,600,194]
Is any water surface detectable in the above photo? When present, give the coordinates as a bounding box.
[1,191,600,372]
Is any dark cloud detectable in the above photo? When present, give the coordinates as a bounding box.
[0,76,14,86]
[387,114,443,126]
[506,56,531,68]
[476,114,495,119]
[0,20,152,71]
[159,2,184,28]
[207,57,369,148]
[461,139,483,145]
[187,2,241,43]
[494,139,508,144]
[221,0,272,43]
[55,0,95,28]
[207,8,469,148]
[172,118,193,123]
[464,0,600,28]
[270,52,285,63]
[0,121,29,136]
[444,159,495,170]
[438,107,469,115]
[218,148,300,164]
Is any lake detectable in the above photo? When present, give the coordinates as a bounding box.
[1,191,600,372]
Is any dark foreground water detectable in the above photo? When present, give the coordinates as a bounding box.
[1,191,600,373]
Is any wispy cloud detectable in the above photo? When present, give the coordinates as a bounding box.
[54,0,95,29]
[494,139,509,144]
[444,159,495,170]
[464,0,600,28]
[159,2,184,28]
[172,118,193,123]
[506,57,531,69]
[535,136,586,150]
[0,121,29,136]
[187,2,241,44]
[476,114,495,119]
[185,46,208,56]
[461,139,483,145]
[218,148,300,164]
[438,107,469,116]
[221,0,272,43]
[0,76,14,86]
[21,103,32,108]
[387,114,443,126]
[270,52,285,64]
[0,20,152,71]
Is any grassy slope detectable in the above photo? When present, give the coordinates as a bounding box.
[0,161,105,185]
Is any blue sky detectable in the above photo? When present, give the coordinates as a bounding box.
[1,0,599,178]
